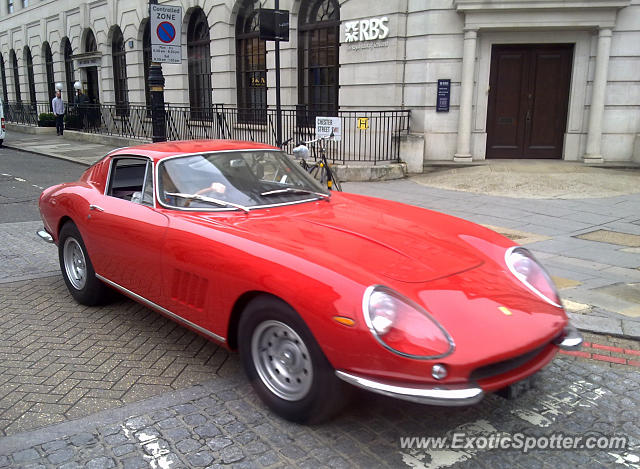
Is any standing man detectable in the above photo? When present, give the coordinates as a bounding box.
[52,90,65,136]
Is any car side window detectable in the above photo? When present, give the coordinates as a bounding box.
[141,161,154,206]
[107,157,152,205]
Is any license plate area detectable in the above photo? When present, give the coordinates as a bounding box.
[496,375,537,400]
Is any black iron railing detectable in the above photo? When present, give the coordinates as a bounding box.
[3,101,49,126]
[2,101,411,164]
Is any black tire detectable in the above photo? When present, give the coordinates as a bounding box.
[58,221,109,306]
[238,296,349,424]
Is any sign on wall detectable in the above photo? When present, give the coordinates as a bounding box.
[150,4,182,64]
[316,116,342,141]
[436,79,451,113]
[344,17,390,43]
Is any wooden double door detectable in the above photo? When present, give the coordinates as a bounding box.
[486,44,573,159]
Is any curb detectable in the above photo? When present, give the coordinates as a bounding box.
[3,142,93,167]
[568,312,640,341]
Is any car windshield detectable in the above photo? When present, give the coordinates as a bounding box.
[157,150,330,210]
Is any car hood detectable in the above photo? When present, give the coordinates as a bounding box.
[198,192,488,283]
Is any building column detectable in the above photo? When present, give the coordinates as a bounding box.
[584,28,612,164]
[454,28,477,162]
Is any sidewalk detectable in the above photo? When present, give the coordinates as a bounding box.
[4,130,640,339]
[3,130,132,166]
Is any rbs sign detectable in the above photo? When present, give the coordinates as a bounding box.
[344,17,390,43]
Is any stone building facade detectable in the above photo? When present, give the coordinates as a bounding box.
[0,0,639,167]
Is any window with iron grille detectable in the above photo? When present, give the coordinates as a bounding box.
[143,20,151,111]
[236,0,266,124]
[63,38,75,104]
[10,50,21,102]
[0,53,8,103]
[112,26,129,116]
[43,42,55,108]
[187,8,212,119]
[25,46,36,104]
[298,0,339,125]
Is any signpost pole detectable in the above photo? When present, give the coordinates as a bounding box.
[149,0,166,142]
[274,0,282,148]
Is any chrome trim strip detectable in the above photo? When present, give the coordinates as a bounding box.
[89,204,105,212]
[553,323,583,351]
[95,274,226,344]
[505,246,563,308]
[362,285,455,360]
[154,150,330,212]
[336,370,484,406]
[36,229,54,243]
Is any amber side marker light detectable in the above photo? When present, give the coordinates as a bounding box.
[333,316,355,327]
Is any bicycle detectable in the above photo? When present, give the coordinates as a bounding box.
[292,136,342,191]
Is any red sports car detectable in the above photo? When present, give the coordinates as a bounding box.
[37,140,582,423]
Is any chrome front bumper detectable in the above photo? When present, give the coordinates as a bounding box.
[36,229,54,243]
[553,324,583,350]
[335,370,484,406]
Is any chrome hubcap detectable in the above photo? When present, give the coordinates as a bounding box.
[251,320,313,401]
[63,237,87,290]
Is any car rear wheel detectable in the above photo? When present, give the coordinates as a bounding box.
[58,221,109,305]
[238,296,348,423]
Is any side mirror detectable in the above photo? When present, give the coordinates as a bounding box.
[292,144,310,160]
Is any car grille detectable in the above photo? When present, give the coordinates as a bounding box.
[469,344,548,381]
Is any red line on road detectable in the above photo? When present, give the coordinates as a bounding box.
[591,343,625,353]
[591,353,627,364]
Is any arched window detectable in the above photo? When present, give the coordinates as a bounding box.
[10,49,21,102]
[84,29,99,104]
[63,38,75,104]
[0,53,8,104]
[24,46,36,104]
[142,20,151,109]
[187,8,212,116]
[112,26,129,114]
[85,29,97,52]
[43,42,55,107]
[236,0,266,123]
[298,0,339,118]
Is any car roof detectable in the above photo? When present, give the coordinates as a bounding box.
[108,139,280,163]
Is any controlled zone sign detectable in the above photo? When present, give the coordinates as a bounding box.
[150,4,182,64]
[315,116,342,141]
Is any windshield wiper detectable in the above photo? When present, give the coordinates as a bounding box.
[165,192,250,213]
[260,188,330,199]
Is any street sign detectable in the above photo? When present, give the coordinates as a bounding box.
[436,79,451,112]
[316,116,342,141]
[259,9,290,41]
[357,117,369,130]
[150,4,182,64]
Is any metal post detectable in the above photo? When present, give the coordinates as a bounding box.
[149,0,166,142]
[275,0,282,148]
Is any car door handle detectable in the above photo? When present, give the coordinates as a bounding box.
[89,204,105,212]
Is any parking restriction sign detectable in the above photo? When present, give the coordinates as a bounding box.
[150,4,182,64]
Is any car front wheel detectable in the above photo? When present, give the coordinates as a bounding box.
[58,221,109,305]
[238,296,348,423]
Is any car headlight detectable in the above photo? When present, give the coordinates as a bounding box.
[362,286,454,359]
[505,247,561,307]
